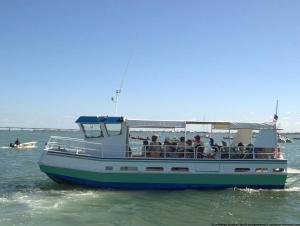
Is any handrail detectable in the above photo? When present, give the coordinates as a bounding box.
[49,136,102,145]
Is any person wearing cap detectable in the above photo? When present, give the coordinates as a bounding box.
[149,135,162,158]
[194,135,204,158]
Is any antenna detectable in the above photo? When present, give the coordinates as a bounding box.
[111,89,121,116]
[111,53,133,116]
[273,100,279,122]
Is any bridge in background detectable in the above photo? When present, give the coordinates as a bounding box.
[0,127,79,132]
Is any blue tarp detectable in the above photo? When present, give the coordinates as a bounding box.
[75,116,123,124]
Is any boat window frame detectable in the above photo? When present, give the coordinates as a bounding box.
[105,166,113,171]
[120,166,138,171]
[171,167,189,172]
[255,168,268,173]
[81,123,104,139]
[145,167,164,172]
[105,123,122,136]
[234,168,251,172]
[273,168,285,173]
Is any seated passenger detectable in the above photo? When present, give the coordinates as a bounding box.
[142,140,149,157]
[209,138,219,158]
[194,135,204,158]
[220,141,229,159]
[244,143,254,159]
[164,137,176,158]
[15,138,20,146]
[238,142,245,157]
[209,138,220,152]
[177,136,185,158]
[231,142,245,159]
[185,139,194,158]
[149,135,162,158]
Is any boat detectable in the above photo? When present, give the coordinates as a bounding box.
[293,136,300,140]
[10,141,37,149]
[278,134,292,143]
[286,137,292,143]
[38,116,289,189]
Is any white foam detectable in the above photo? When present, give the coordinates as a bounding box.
[279,186,300,192]
[0,197,9,203]
[11,190,102,211]
[235,186,300,193]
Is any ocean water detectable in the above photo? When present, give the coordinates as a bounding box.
[0,131,300,226]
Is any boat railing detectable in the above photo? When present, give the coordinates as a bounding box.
[129,144,283,160]
[44,136,283,160]
[45,136,103,157]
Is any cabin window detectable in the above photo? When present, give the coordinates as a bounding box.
[105,166,113,171]
[120,166,138,171]
[146,167,164,172]
[234,168,250,172]
[255,168,268,173]
[171,167,189,172]
[81,123,103,138]
[105,123,122,136]
[273,168,285,172]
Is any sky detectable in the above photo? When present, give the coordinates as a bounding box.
[0,0,300,131]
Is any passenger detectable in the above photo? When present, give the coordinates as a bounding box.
[177,136,185,158]
[149,135,162,158]
[185,139,194,158]
[15,138,20,146]
[221,141,229,159]
[209,138,219,152]
[245,143,254,159]
[142,140,149,157]
[164,137,176,157]
[235,142,245,159]
[209,138,219,158]
[194,135,204,158]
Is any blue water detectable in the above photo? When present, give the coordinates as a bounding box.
[0,131,300,226]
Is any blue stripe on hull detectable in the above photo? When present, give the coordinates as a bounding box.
[46,173,285,190]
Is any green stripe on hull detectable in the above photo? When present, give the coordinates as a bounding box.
[40,165,287,186]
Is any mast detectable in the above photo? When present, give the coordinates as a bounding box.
[111,89,121,116]
[111,54,133,116]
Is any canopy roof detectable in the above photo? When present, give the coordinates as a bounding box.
[127,120,276,130]
[75,116,276,130]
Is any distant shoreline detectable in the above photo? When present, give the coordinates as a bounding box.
[0,127,79,132]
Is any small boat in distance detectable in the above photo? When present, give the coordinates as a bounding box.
[38,116,290,189]
[293,136,300,140]
[10,141,37,149]
[278,134,292,143]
